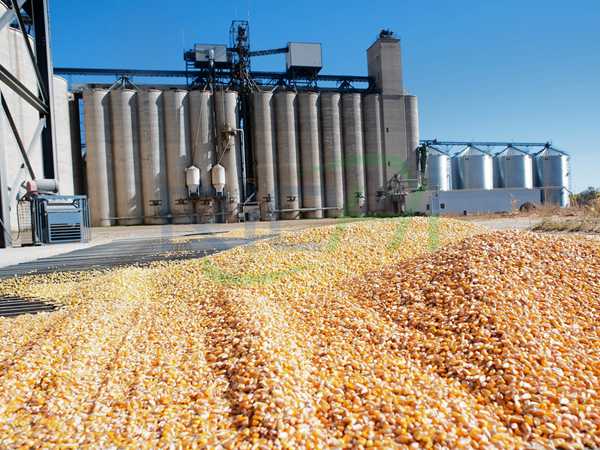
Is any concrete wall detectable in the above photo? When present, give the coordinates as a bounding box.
[367,35,419,190]
[406,188,543,216]
[0,22,75,231]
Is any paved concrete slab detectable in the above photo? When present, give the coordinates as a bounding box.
[0,219,350,275]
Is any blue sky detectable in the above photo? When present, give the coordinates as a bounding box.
[50,0,599,192]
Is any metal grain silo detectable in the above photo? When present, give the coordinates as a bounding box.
[536,147,570,207]
[455,145,493,190]
[274,90,300,220]
[320,92,344,218]
[137,88,169,224]
[363,94,384,212]
[83,88,115,226]
[215,90,241,222]
[425,146,450,191]
[404,95,420,180]
[298,92,323,219]
[189,90,216,222]
[110,88,143,225]
[252,90,277,220]
[53,76,74,195]
[164,89,194,224]
[496,146,533,189]
[342,93,366,216]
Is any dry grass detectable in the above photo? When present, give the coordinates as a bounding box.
[532,201,600,233]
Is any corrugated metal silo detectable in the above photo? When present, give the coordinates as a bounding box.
[342,93,366,216]
[215,90,241,222]
[274,90,300,220]
[496,146,533,189]
[137,88,169,224]
[164,89,194,223]
[252,90,277,220]
[404,95,420,180]
[189,90,215,222]
[536,147,570,207]
[455,145,493,190]
[83,88,115,226]
[298,92,323,219]
[110,88,143,225]
[320,92,344,218]
[53,76,74,195]
[363,94,384,212]
[425,146,450,191]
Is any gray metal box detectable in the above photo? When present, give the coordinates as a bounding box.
[194,44,229,64]
[286,42,322,71]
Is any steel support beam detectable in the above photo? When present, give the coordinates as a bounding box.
[0,0,26,32]
[0,63,47,113]
[10,0,47,102]
[54,66,374,88]
[0,140,10,248]
[30,0,55,179]
[421,140,550,148]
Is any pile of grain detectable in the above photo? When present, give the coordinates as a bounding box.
[0,218,598,448]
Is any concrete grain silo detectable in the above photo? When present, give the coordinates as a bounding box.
[214,90,241,222]
[363,93,384,213]
[320,92,344,218]
[298,92,323,219]
[252,90,278,220]
[110,88,143,225]
[189,89,216,222]
[342,93,366,216]
[137,88,169,224]
[164,89,194,224]
[274,90,301,220]
[83,88,115,226]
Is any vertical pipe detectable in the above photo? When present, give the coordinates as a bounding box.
[31,0,56,180]
[320,92,344,218]
[52,76,74,195]
[83,88,114,226]
[363,93,385,213]
[138,88,169,224]
[110,88,143,225]
[68,94,84,195]
[404,95,420,185]
[164,89,193,224]
[275,90,300,220]
[342,93,366,216]
[215,90,241,222]
[189,90,216,222]
[298,92,323,219]
[252,90,277,221]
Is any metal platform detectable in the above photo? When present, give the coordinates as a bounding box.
[0,295,59,318]
[0,235,258,279]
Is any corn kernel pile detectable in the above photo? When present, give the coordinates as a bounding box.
[0,218,599,448]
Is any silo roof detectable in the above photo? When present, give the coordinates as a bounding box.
[455,145,493,157]
[496,145,530,157]
[535,146,569,157]
[426,145,450,156]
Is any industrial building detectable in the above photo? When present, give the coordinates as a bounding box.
[0,2,572,248]
[407,141,571,215]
